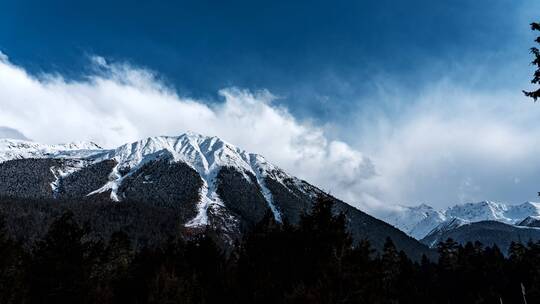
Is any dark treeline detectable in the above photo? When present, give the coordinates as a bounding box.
[0,198,539,303]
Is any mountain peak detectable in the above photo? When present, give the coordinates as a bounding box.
[85,132,287,225]
[104,133,269,178]
[445,201,508,222]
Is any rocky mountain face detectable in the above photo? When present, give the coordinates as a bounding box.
[0,133,432,259]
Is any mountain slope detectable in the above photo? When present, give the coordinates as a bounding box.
[0,133,432,259]
[420,220,540,252]
[518,216,540,227]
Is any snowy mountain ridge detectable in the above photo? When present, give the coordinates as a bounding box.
[381,204,446,240]
[0,133,298,226]
[89,133,290,225]
[382,201,540,240]
[0,138,102,162]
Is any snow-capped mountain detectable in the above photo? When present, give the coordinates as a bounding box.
[0,133,296,226]
[382,201,540,240]
[445,201,540,224]
[380,204,446,239]
[0,132,432,259]
[84,133,291,225]
[0,138,102,162]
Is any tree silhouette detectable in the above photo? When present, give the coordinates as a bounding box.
[1,196,540,302]
[26,211,97,304]
[0,217,26,304]
[524,22,540,101]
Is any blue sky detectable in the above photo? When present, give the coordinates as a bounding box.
[1,0,540,211]
[1,0,535,120]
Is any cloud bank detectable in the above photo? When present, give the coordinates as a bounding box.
[0,53,375,210]
[354,79,540,211]
[2,52,540,214]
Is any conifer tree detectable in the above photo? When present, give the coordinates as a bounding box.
[0,217,26,304]
[437,238,460,271]
[27,211,97,304]
[524,22,540,101]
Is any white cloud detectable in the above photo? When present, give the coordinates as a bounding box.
[0,55,375,210]
[354,79,540,211]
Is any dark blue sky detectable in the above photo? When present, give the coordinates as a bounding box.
[1,0,536,123]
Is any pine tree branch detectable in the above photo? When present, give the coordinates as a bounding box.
[532,70,540,84]
[524,23,540,101]
[523,89,540,101]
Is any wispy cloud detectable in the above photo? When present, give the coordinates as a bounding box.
[353,79,540,211]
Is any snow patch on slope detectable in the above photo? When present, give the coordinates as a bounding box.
[249,154,282,222]
[49,160,88,196]
[86,164,123,201]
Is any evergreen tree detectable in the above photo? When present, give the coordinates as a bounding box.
[379,238,400,303]
[437,238,460,271]
[27,211,98,304]
[509,241,526,261]
[0,217,26,304]
[381,238,399,286]
[299,196,352,268]
[524,22,540,100]
[340,239,378,303]
[91,231,133,303]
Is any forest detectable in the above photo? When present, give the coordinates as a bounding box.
[0,197,538,304]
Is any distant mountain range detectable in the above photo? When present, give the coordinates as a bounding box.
[381,201,540,250]
[0,133,431,259]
